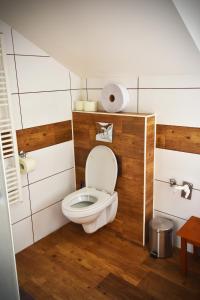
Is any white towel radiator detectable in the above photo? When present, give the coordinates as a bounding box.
[0,34,22,204]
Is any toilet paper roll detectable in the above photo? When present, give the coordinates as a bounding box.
[84,101,97,112]
[19,157,36,174]
[101,83,129,112]
[75,101,86,111]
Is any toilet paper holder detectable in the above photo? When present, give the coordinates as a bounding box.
[19,150,26,158]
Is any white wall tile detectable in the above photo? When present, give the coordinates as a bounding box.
[122,89,137,113]
[20,91,71,128]
[21,174,28,187]
[155,149,200,190]
[12,30,48,56]
[28,141,74,184]
[10,95,22,130]
[87,89,103,111]
[32,201,68,242]
[16,56,70,92]
[81,89,88,101]
[139,89,200,127]
[0,20,13,54]
[154,180,200,220]
[153,210,193,252]
[87,77,137,89]
[70,72,82,89]
[82,79,87,89]
[30,169,75,213]
[10,187,31,224]
[140,75,200,88]
[6,55,18,93]
[71,90,83,110]
[12,217,33,253]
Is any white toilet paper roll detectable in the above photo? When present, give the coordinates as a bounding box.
[101,83,129,112]
[19,157,36,174]
[75,101,84,111]
[75,101,88,111]
[84,101,97,112]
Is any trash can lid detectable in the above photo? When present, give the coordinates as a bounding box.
[150,216,174,232]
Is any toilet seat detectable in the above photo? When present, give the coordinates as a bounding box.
[62,187,112,218]
[62,145,118,233]
[86,145,117,194]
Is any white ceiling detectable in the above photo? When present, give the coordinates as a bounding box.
[172,0,200,53]
[0,0,200,77]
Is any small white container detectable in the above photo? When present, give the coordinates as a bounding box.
[84,101,97,112]
[75,101,84,111]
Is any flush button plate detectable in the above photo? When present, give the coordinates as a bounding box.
[96,122,113,143]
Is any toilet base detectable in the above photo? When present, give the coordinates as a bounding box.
[83,196,118,233]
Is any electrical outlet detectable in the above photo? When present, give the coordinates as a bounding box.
[181,181,193,200]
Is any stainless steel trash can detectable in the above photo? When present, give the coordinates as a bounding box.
[149,216,174,258]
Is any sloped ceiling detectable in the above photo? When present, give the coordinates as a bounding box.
[0,0,200,77]
[172,0,200,53]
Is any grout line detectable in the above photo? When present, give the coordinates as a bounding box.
[12,214,32,226]
[11,89,71,95]
[11,28,24,129]
[12,199,64,226]
[10,86,200,95]
[31,199,63,216]
[7,53,50,57]
[56,86,200,91]
[80,87,138,90]
[27,173,35,242]
[136,87,200,90]
[86,79,89,100]
[154,209,187,221]
[71,88,87,91]
[28,167,74,186]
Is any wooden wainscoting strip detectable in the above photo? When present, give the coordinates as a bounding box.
[17,120,72,152]
[156,124,200,154]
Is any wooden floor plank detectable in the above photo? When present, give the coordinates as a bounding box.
[138,271,200,300]
[16,223,200,300]
[142,252,200,294]
[97,273,152,300]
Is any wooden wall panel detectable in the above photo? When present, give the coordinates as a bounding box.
[156,124,200,154]
[17,120,72,152]
[73,112,155,245]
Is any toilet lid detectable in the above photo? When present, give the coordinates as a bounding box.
[85,145,118,194]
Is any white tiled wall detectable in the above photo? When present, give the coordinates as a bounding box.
[140,76,200,251]
[32,201,67,242]
[20,91,72,128]
[0,20,81,253]
[2,17,200,254]
[30,169,75,213]
[86,75,200,251]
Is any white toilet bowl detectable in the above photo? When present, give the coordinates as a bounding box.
[62,145,118,233]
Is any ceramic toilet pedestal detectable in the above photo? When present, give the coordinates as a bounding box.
[83,193,118,233]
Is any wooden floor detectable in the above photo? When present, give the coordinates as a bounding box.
[16,223,200,300]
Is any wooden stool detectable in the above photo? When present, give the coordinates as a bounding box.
[176,216,200,275]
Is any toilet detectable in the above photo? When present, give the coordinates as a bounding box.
[62,145,118,233]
